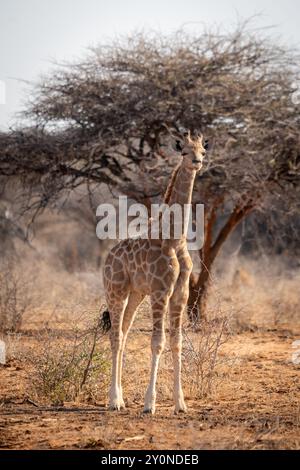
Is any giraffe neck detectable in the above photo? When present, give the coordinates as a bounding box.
[168,163,196,207]
[164,162,196,243]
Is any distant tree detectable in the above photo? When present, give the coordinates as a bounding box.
[0,24,299,319]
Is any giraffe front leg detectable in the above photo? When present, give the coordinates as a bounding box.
[143,295,167,414]
[118,292,145,409]
[169,311,187,413]
[109,329,124,411]
[169,276,190,413]
[107,299,127,411]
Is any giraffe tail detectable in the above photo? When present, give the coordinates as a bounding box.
[100,309,111,333]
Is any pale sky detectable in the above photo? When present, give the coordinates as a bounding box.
[0,0,299,130]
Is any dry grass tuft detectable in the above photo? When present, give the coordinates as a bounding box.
[0,258,34,333]
[24,313,110,405]
[182,316,231,398]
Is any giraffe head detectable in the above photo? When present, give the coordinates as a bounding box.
[175,131,207,171]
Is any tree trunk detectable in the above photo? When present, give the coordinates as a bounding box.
[187,268,211,322]
[187,200,255,322]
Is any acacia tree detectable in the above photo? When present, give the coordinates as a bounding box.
[0,26,299,319]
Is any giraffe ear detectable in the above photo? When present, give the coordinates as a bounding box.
[183,130,193,144]
[195,130,203,142]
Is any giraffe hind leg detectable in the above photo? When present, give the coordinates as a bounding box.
[107,295,128,411]
[169,268,191,413]
[117,291,145,407]
[144,293,168,414]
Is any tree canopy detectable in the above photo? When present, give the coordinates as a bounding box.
[0,26,299,214]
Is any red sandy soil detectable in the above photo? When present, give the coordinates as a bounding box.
[1,323,299,450]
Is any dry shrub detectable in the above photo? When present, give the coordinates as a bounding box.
[115,297,231,403]
[212,256,300,331]
[269,274,300,326]
[0,258,34,332]
[182,315,230,398]
[26,315,110,405]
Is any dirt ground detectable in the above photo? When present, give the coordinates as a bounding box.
[1,315,299,450]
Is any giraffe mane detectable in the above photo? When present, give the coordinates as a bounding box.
[163,163,181,204]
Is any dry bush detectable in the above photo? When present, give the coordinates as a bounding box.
[182,315,230,398]
[211,256,300,332]
[26,315,110,405]
[0,258,34,333]
[269,274,300,326]
[7,246,104,327]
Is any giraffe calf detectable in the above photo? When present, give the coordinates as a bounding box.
[102,131,207,414]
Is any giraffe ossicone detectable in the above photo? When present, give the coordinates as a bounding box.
[102,131,207,414]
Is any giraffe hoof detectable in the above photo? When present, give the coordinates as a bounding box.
[108,399,124,411]
[175,404,187,414]
[175,399,187,413]
[119,400,126,409]
[108,404,121,411]
[143,407,155,415]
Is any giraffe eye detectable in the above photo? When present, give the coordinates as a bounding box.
[175,140,183,152]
